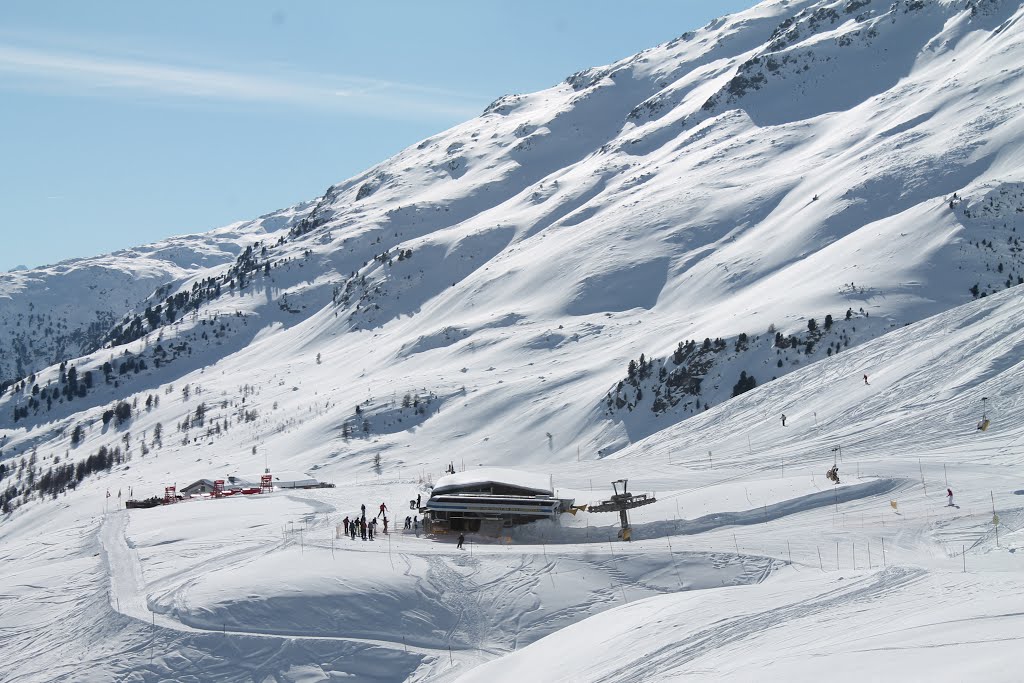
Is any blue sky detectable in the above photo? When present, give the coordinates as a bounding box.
[0,0,753,272]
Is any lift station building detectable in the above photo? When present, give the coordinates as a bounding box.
[423,467,573,534]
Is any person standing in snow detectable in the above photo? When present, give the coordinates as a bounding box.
[863,374,869,385]
[416,493,421,508]
[383,517,389,534]
[361,503,366,519]
[378,502,388,518]
[457,533,465,550]
[947,488,954,507]
[781,413,787,427]
[343,516,350,536]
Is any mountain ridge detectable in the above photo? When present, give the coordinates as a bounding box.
[2,0,1022,459]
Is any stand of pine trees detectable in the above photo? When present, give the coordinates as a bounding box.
[1,444,124,513]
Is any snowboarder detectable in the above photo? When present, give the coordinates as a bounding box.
[378,502,388,518]
[947,488,954,507]
[863,374,869,385]
[781,413,787,427]
[457,533,465,550]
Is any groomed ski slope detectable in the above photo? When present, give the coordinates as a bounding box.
[455,287,1024,683]
[2,283,1023,682]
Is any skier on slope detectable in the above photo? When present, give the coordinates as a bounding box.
[947,488,954,507]
[343,516,350,536]
[863,374,870,385]
[781,413,787,427]
[378,502,388,518]
[457,533,465,550]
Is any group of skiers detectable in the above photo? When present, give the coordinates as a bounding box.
[341,497,432,540]
[342,501,392,541]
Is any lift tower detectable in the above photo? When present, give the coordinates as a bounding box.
[587,479,657,541]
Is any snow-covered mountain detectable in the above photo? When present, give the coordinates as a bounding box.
[3,1,1024,681]
[0,202,313,387]
[4,0,1023,456]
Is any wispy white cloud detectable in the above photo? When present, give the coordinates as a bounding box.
[0,43,485,120]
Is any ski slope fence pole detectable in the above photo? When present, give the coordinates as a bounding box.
[734,533,739,554]
[787,540,792,565]
[881,538,886,567]
[944,464,948,487]
[991,491,998,547]
[836,541,840,570]
[448,645,453,666]
[817,546,823,571]
[867,541,872,569]
[667,536,683,589]
[852,542,856,570]
[963,545,966,573]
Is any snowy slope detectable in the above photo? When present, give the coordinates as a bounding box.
[3,0,1024,680]
[3,243,1023,683]
[4,0,1023,457]
[0,201,314,386]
